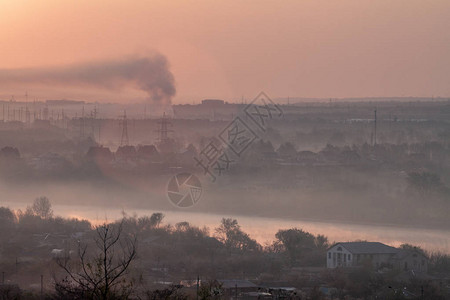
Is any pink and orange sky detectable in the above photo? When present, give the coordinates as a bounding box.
[1,0,450,103]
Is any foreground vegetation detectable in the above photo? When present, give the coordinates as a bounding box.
[0,198,449,299]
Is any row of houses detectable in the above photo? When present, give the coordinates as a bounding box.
[220,242,430,298]
[159,242,430,299]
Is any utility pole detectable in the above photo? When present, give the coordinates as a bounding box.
[80,106,85,138]
[62,109,65,130]
[40,274,43,299]
[196,275,199,300]
[373,108,377,146]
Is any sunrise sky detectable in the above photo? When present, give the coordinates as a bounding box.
[1,0,449,103]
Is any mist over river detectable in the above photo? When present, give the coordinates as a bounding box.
[2,200,449,254]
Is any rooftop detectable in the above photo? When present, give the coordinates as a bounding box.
[333,242,399,254]
[218,279,258,289]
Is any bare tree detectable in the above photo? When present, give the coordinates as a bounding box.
[56,222,137,299]
[32,196,53,219]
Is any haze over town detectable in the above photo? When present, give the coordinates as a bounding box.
[0,1,449,299]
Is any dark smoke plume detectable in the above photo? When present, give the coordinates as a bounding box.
[0,54,176,103]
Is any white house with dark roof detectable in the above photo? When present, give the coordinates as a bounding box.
[327,242,427,273]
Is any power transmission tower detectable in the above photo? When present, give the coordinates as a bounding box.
[156,112,173,143]
[43,105,49,120]
[91,107,98,140]
[120,110,129,146]
[25,104,30,126]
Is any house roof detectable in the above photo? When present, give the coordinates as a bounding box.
[395,249,427,260]
[332,242,399,254]
[218,279,258,289]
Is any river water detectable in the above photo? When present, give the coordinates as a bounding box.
[3,201,447,254]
